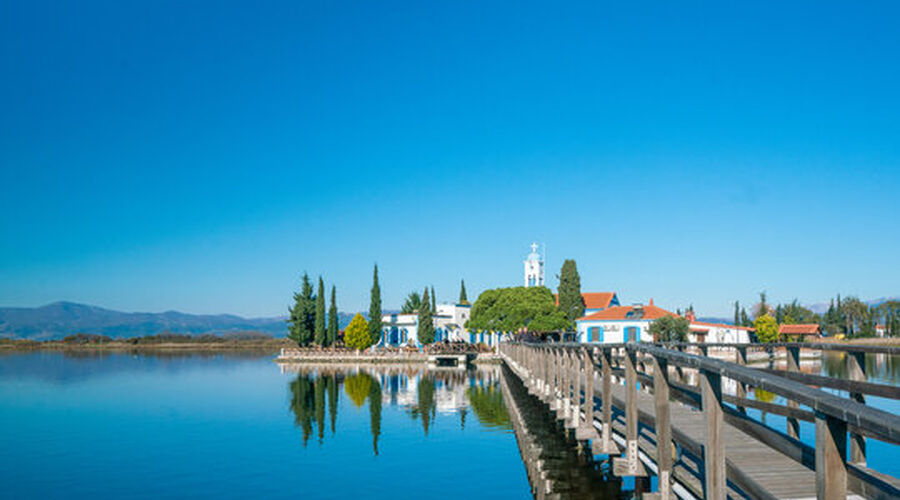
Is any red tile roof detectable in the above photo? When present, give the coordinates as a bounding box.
[778,324,821,335]
[555,292,617,310]
[577,304,675,322]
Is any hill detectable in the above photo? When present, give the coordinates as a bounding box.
[0,302,355,340]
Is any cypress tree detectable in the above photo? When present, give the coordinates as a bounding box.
[459,280,468,304]
[327,286,338,345]
[368,264,382,345]
[557,259,584,325]
[734,301,740,326]
[314,277,326,345]
[431,285,437,313]
[288,273,316,346]
[418,288,435,344]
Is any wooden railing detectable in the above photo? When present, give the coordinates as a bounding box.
[499,342,900,500]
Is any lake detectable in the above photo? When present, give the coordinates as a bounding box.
[1,350,896,498]
[0,351,627,499]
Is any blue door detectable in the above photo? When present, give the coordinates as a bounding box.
[625,326,639,342]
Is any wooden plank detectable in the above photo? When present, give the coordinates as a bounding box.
[816,412,847,500]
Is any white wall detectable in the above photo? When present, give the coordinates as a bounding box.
[576,320,653,343]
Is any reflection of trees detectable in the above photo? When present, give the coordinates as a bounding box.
[345,372,373,407]
[820,352,900,384]
[289,374,315,446]
[466,385,512,430]
[315,376,326,443]
[369,378,382,455]
[327,375,338,434]
[755,388,777,403]
[410,377,436,435]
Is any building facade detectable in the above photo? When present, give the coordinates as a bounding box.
[378,303,473,347]
[524,242,544,287]
[575,301,675,343]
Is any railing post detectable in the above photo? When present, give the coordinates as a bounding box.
[815,412,847,500]
[846,351,866,465]
[700,369,724,499]
[734,346,747,414]
[786,346,801,439]
[614,346,646,476]
[577,346,599,441]
[593,347,619,455]
[652,355,673,499]
[569,347,581,429]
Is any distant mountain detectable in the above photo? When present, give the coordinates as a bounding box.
[806,297,898,314]
[0,302,356,340]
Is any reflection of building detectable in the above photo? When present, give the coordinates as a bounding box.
[378,303,473,347]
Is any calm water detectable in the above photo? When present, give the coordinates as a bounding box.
[0,351,624,499]
[2,351,896,499]
[749,351,900,478]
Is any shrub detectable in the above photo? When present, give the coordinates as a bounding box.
[754,314,779,343]
[344,313,372,351]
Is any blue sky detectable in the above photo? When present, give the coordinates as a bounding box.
[2,1,899,318]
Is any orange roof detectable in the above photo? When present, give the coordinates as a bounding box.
[778,324,821,335]
[555,292,617,309]
[577,304,675,322]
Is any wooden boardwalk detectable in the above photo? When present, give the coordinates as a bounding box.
[500,342,900,500]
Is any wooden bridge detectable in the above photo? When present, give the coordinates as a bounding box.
[499,342,900,500]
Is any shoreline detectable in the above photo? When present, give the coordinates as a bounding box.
[0,339,293,352]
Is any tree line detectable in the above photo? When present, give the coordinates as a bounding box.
[291,264,471,349]
[733,292,900,341]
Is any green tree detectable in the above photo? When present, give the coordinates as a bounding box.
[740,307,750,327]
[557,259,584,327]
[648,315,690,342]
[467,286,570,334]
[459,280,468,304]
[314,277,326,345]
[344,313,372,351]
[754,291,770,319]
[368,264,382,345]
[418,288,435,344]
[287,273,316,346]
[754,314,779,343]
[734,301,740,327]
[327,286,338,345]
[401,291,422,314]
[431,285,437,313]
[841,296,870,337]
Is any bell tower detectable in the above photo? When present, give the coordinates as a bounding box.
[524,242,544,287]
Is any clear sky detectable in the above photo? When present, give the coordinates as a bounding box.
[2,1,899,318]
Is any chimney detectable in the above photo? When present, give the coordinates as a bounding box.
[649,298,654,307]
[685,310,696,322]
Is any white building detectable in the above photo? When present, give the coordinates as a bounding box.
[575,300,674,343]
[576,303,755,345]
[378,303,473,347]
[686,312,754,343]
[524,242,544,287]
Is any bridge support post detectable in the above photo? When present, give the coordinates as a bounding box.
[651,356,673,500]
[847,351,866,465]
[593,348,619,455]
[701,369,725,500]
[815,411,847,500]
[577,347,599,441]
[734,346,747,414]
[786,346,801,439]
[568,348,580,429]
[614,347,646,476]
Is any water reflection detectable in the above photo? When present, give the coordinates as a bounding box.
[499,365,626,499]
[284,364,509,454]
